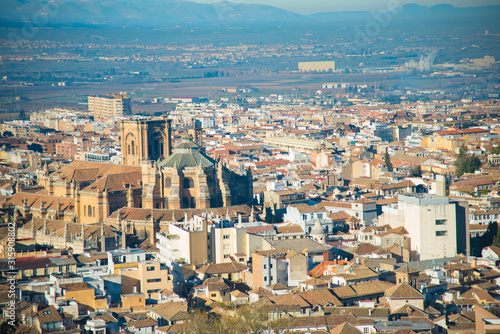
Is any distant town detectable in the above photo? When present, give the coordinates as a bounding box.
[1,1,500,334]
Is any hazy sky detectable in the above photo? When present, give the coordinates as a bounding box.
[193,0,499,15]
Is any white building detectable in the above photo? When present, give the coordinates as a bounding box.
[107,248,147,274]
[377,194,468,260]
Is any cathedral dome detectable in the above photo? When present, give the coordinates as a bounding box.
[158,134,216,170]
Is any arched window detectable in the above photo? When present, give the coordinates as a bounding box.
[93,207,96,217]
[183,177,194,189]
[88,205,92,217]
[165,177,171,188]
[153,132,164,159]
[128,145,131,155]
[131,141,135,155]
[156,203,160,209]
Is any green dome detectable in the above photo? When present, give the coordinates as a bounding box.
[159,135,216,169]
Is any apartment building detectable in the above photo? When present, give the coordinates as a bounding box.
[252,248,307,289]
[121,261,172,302]
[88,94,132,119]
[156,220,208,266]
[378,194,468,260]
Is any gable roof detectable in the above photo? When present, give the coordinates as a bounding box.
[196,262,247,275]
[149,301,188,321]
[8,192,74,212]
[330,322,363,334]
[394,265,420,275]
[385,282,424,299]
[51,160,141,183]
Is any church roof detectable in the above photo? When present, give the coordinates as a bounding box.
[159,136,216,169]
[159,151,216,169]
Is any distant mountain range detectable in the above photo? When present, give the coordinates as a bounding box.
[1,1,499,27]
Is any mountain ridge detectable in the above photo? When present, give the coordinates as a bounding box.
[1,1,499,27]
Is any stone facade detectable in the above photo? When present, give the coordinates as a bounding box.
[32,117,253,227]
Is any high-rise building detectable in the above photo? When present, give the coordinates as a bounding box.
[88,93,132,119]
[378,194,468,260]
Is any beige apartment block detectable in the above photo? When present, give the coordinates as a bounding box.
[88,94,132,119]
[121,261,172,302]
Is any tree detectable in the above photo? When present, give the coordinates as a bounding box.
[480,222,498,249]
[489,146,500,155]
[455,144,481,176]
[493,229,500,248]
[28,143,44,153]
[177,305,292,334]
[175,309,223,334]
[384,148,393,172]
[413,165,422,177]
[19,109,27,120]
[2,131,14,137]
[0,318,19,334]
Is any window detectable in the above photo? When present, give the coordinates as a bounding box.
[436,231,448,237]
[263,264,267,269]
[270,276,273,281]
[211,293,216,298]
[147,278,161,283]
[264,276,267,281]
[239,258,244,262]
[224,255,230,259]
[223,235,230,240]
[147,266,155,271]
[317,213,323,219]
[435,219,447,225]
[270,264,273,269]
[147,289,160,294]
[223,245,230,250]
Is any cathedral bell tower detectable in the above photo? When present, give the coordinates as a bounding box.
[120,116,172,166]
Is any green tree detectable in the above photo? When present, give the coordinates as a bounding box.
[455,144,481,176]
[480,222,498,249]
[18,109,27,120]
[413,165,422,177]
[2,131,14,137]
[493,229,500,248]
[489,146,500,155]
[384,148,393,172]
[28,143,44,153]
[177,305,292,334]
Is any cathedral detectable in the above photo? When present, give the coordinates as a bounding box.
[31,116,253,225]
